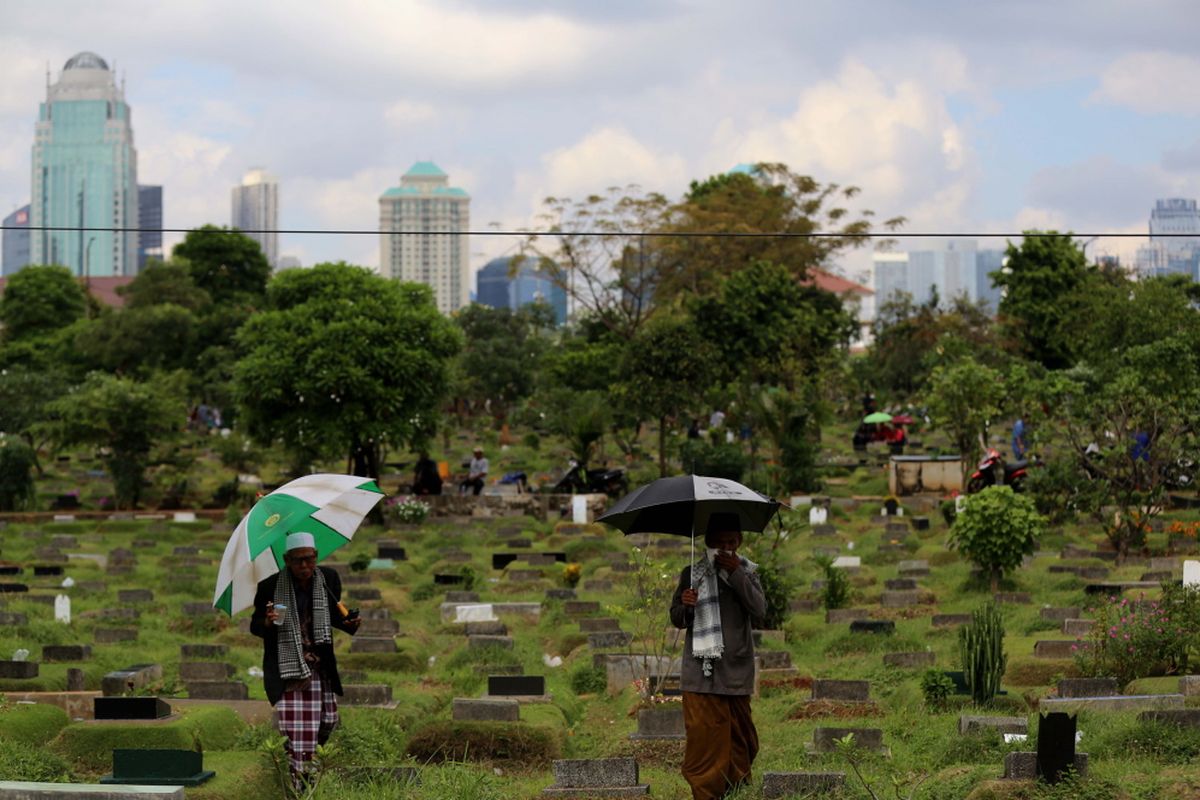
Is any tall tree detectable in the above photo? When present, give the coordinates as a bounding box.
[655,164,904,301]
[454,303,554,418]
[233,263,462,479]
[173,225,271,305]
[925,357,1006,482]
[616,316,717,476]
[118,261,212,311]
[0,265,87,341]
[993,232,1088,369]
[44,372,186,508]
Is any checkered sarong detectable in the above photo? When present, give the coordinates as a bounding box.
[275,672,339,777]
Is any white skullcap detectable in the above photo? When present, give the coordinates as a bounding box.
[285,532,316,552]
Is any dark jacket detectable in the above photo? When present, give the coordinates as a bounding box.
[669,562,766,695]
[250,566,357,706]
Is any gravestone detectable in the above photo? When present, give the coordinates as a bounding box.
[508,569,544,582]
[67,667,85,691]
[181,602,215,617]
[43,644,91,662]
[94,696,172,720]
[54,594,70,624]
[588,632,633,649]
[95,628,138,644]
[433,574,466,585]
[897,560,930,577]
[180,662,235,682]
[1037,712,1076,785]
[350,637,397,653]
[850,620,894,635]
[809,506,828,525]
[885,578,917,591]
[342,684,393,706]
[812,679,870,702]
[564,601,601,617]
[959,715,1027,735]
[579,618,621,633]
[445,591,480,603]
[180,644,227,660]
[1184,560,1199,587]
[994,592,1031,604]
[187,682,249,700]
[543,758,648,797]
[1039,607,1081,622]
[812,524,837,537]
[97,608,139,621]
[1057,678,1118,698]
[762,773,845,798]
[348,587,382,601]
[377,543,407,560]
[583,579,613,592]
[488,675,545,696]
[1034,641,1083,659]
[453,697,519,722]
[464,620,507,636]
[1062,619,1094,637]
[1137,709,1200,728]
[881,590,920,608]
[359,618,400,636]
[33,565,64,576]
[0,583,29,593]
[1181,675,1200,696]
[101,664,162,696]
[545,589,576,600]
[629,705,685,740]
[757,651,793,670]
[831,556,860,569]
[117,589,154,604]
[0,661,38,679]
[825,608,871,623]
[0,612,27,626]
[883,652,934,669]
[469,635,514,650]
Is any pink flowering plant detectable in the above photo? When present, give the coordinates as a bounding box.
[1073,593,1188,687]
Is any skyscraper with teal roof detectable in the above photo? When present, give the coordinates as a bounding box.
[31,52,139,277]
[379,161,470,314]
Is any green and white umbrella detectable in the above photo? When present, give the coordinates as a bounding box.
[213,473,386,616]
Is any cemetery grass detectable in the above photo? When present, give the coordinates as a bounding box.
[2,471,1200,796]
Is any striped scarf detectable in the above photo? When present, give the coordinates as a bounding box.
[690,552,757,677]
[274,567,332,681]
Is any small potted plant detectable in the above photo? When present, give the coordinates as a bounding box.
[561,562,582,588]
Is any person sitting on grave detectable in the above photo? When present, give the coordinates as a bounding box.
[250,532,361,787]
[459,446,489,495]
[669,512,767,800]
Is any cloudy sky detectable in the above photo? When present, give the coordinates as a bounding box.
[3,0,1199,283]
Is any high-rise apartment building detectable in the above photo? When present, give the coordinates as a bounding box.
[476,256,568,324]
[137,184,162,270]
[2,205,30,276]
[1137,198,1200,279]
[231,168,279,268]
[31,52,139,277]
[379,162,470,314]
[872,242,1004,309]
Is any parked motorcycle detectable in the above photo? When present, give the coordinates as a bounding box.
[966,448,1032,494]
[553,461,629,497]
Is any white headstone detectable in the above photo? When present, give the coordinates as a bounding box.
[12,649,29,661]
[955,495,968,514]
[455,603,498,623]
[54,594,70,624]
[173,511,197,523]
[1184,560,1200,588]
[572,495,589,524]
[60,577,75,588]
[809,507,827,525]
[832,556,861,569]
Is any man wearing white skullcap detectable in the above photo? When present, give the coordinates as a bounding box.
[251,531,361,787]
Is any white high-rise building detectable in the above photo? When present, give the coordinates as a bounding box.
[379,162,470,314]
[1137,198,1200,279]
[231,168,279,268]
[872,241,1004,308]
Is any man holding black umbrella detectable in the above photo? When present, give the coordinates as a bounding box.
[669,512,766,799]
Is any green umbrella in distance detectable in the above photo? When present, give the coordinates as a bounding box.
[863,412,893,424]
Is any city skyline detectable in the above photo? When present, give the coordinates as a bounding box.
[3,3,1200,283]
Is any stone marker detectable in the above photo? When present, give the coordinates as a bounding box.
[897,560,930,576]
[43,645,91,662]
[1061,619,1094,637]
[453,697,519,722]
[1034,641,1084,659]
[350,637,397,654]
[881,590,920,608]
[1038,712,1077,785]
[831,556,860,569]
[583,579,613,592]
[762,772,845,798]
[1039,607,1081,622]
[1004,751,1088,781]
[630,706,684,740]
[1180,675,1200,696]
[543,758,648,797]
[0,782,185,798]
[469,635,514,650]
[757,651,793,670]
[66,668,85,691]
[359,618,401,637]
[579,618,621,633]
[180,644,227,660]
[186,681,249,700]
[825,608,871,624]
[101,664,162,696]
[883,652,935,669]
[488,675,545,697]
[342,684,393,706]
[445,591,481,603]
[545,589,576,600]
[588,632,633,649]
[994,592,1031,604]
[180,662,234,682]
[0,584,29,593]
[1138,709,1200,728]
[0,661,38,679]
[348,587,381,602]
[0,612,27,626]
[850,620,894,635]
[884,578,917,591]
[1040,694,1184,713]
[377,544,407,560]
[464,620,507,636]
[959,715,1027,735]
[813,680,870,702]
[813,727,884,752]
[563,600,601,617]
[117,589,153,604]
[180,602,214,617]
[95,628,138,644]
[1057,678,1118,698]
[508,569,544,582]
[1183,560,1199,587]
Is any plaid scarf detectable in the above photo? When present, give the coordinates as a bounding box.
[690,552,757,677]
[274,567,332,681]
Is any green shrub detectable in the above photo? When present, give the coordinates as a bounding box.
[327,709,410,767]
[410,582,437,602]
[753,553,795,630]
[0,438,36,511]
[0,703,69,745]
[950,486,1044,590]
[405,721,561,766]
[960,602,1006,705]
[919,668,955,711]
[569,664,607,695]
[0,738,73,782]
[679,439,748,481]
[813,554,849,611]
[1075,593,1187,688]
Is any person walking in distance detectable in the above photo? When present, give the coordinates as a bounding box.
[669,512,766,799]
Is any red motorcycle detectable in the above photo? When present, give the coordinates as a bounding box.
[966,448,1031,494]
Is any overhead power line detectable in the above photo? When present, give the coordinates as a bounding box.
[0,224,1174,239]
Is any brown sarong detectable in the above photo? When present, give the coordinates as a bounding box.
[681,691,758,800]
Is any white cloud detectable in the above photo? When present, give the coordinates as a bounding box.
[384,100,439,128]
[1091,51,1200,115]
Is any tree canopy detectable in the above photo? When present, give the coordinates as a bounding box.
[0,265,87,341]
[173,225,271,305]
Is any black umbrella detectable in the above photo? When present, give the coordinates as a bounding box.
[598,475,781,576]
